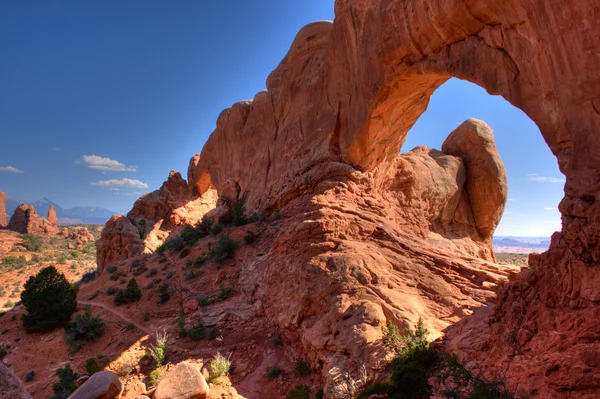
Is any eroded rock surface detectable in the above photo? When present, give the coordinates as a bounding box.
[0,190,6,227]
[67,370,121,399]
[6,203,58,235]
[0,364,32,399]
[98,0,600,396]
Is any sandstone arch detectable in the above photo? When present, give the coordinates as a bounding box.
[110,0,599,395]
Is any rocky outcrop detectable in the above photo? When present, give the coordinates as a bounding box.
[154,362,209,399]
[66,370,121,399]
[0,364,32,399]
[6,203,58,235]
[96,171,217,270]
[99,0,600,396]
[0,190,6,227]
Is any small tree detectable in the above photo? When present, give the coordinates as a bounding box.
[125,278,142,302]
[21,266,77,333]
[51,364,77,399]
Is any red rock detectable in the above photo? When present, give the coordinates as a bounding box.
[47,205,58,226]
[67,370,121,399]
[0,190,6,227]
[98,1,600,396]
[6,203,58,235]
[154,362,209,399]
[0,364,31,399]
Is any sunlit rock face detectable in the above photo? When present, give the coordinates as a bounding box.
[99,0,600,395]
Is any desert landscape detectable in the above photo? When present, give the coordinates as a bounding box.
[1,0,599,398]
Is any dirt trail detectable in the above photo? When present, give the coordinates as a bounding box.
[79,300,154,336]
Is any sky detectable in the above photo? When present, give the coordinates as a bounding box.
[0,1,564,237]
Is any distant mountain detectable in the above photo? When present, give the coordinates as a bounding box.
[5,197,117,225]
[493,236,551,249]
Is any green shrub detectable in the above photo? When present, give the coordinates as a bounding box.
[315,388,324,399]
[231,197,248,226]
[125,278,142,302]
[217,283,233,301]
[0,348,7,359]
[22,234,43,251]
[158,283,170,304]
[181,224,202,246]
[106,265,117,273]
[147,332,168,368]
[109,272,119,281]
[295,357,311,376]
[85,358,101,375]
[193,256,206,268]
[209,234,238,261]
[177,314,187,337]
[198,296,212,306]
[197,215,213,235]
[155,236,185,254]
[146,268,158,278]
[148,368,162,386]
[25,370,35,382]
[386,318,439,399]
[209,352,231,378]
[113,289,127,306]
[266,365,284,380]
[187,327,204,341]
[56,255,68,265]
[210,223,224,236]
[105,286,117,295]
[21,266,77,333]
[243,230,258,244]
[273,209,281,220]
[50,364,77,399]
[287,385,311,399]
[179,247,190,259]
[64,306,105,347]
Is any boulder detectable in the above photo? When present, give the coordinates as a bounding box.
[66,370,121,399]
[154,362,209,399]
[0,364,32,399]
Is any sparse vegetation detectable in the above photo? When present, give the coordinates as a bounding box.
[147,331,168,368]
[217,282,233,301]
[25,370,35,382]
[119,353,137,376]
[148,368,162,386]
[243,230,258,244]
[125,278,142,302]
[287,385,311,399]
[210,223,224,236]
[179,247,190,258]
[209,234,239,261]
[158,283,171,304]
[21,266,78,333]
[50,364,77,399]
[85,357,101,375]
[209,352,231,378]
[266,365,284,380]
[64,306,105,348]
[113,288,128,306]
[273,208,281,220]
[22,234,43,251]
[295,357,311,376]
[231,196,248,226]
[106,265,117,273]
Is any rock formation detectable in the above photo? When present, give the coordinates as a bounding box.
[96,170,217,270]
[0,364,32,399]
[0,190,6,227]
[6,203,58,235]
[98,0,600,396]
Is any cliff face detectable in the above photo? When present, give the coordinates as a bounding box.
[6,203,58,235]
[98,0,600,396]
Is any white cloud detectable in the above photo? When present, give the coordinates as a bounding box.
[77,155,137,172]
[108,188,120,192]
[91,178,148,188]
[525,173,565,183]
[0,166,24,173]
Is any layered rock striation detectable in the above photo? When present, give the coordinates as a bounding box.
[98,0,600,396]
[6,203,58,235]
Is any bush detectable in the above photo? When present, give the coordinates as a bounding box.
[85,358,101,375]
[181,224,202,246]
[217,283,233,301]
[21,266,78,333]
[25,370,35,382]
[105,286,117,295]
[147,331,168,368]
[179,247,190,259]
[113,289,127,306]
[109,272,119,281]
[158,284,170,304]
[273,209,281,220]
[386,318,439,399]
[106,265,117,273]
[146,268,158,278]
[22,234,43,251]
[197,215,213,235]
[80,271,96,283]
[177,314,187,337]
[155,236,185,254]
[209,234,239,261]
[295,357,311,376]
[287,385,311,399]
[0,348,6,359]
[209,352,231,378]
[192,256,206,268]
[148,368,161,386]
[243,230,258,244]
[64,306,105,347]
[50,364,77,399]
[231,197,248,226]
[125,278,142,302]
[210,223,223,236]
[198,296,212,306]
[358,382,390,399]
[266,365,284,380]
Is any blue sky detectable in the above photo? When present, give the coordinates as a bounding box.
[0,1,564,236]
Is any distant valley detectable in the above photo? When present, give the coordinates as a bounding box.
[6,197,117,225]
[493,235,551,254]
